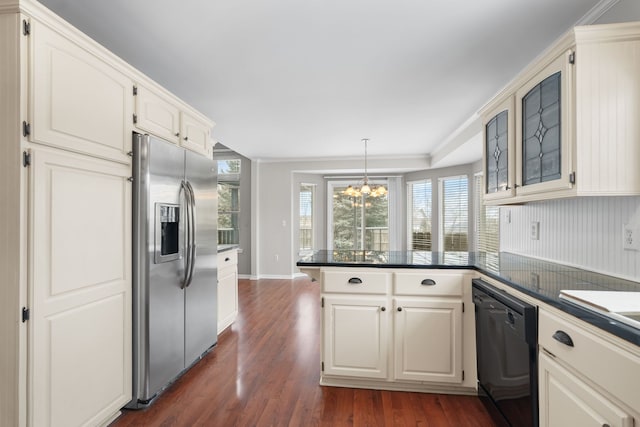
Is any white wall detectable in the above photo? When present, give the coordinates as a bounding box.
[500,197,640,281]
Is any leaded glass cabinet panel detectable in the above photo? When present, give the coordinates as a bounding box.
[522,72,561,186]
[515,50,573,198]
[486,110,509,193]
[482,96,515,202]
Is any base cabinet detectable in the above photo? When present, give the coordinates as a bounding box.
[322,295,389,379]
[539,352,633,427]
[217,250,238,334]
[319,268,474,393]
[393,298,462,383]
[538,308,640,427]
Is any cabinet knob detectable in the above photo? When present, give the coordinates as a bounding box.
[421,279,436,286]
[175,132,180,137]
[380,307,386,312]
[397,307,402,312]
[348,277,363,284]
[184,136,188,141]
[225,257,230,262]
[552,330,574,347]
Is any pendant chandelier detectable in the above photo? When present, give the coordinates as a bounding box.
[343,138,388,198]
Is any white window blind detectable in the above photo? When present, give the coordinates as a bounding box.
[474,173,500,253]
[299,184,315,251]
[408,180,432,250]
[440,176,468,251]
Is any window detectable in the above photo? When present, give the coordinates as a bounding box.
[408,180,432,250]
[299,184,315,252]
[474,173,500,253]
[439,176,468,251]
[217,159,241,245]
[218,159,241,175]
[329,181,389,251]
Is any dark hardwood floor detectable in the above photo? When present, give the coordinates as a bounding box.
[112,277,496,426]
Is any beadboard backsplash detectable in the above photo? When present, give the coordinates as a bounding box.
[500,196,640,281]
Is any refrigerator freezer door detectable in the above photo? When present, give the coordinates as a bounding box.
[184,149,218,365]
[140,135,188,400]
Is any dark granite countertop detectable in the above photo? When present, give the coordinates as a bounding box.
[297,250,640,346]
[218,244,239,253]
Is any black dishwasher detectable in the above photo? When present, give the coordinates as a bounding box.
[472,279,538,427]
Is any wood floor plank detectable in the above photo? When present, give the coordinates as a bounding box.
[111,277,497,426]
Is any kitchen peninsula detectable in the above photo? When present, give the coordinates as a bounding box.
[297,250,640,426]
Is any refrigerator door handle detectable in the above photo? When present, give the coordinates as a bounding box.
[185,181,197,287]
[180,180,192,289]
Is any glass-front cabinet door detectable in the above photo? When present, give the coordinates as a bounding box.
[483,96,515,202]
[515,50,574,197]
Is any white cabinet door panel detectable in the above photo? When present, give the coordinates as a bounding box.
[539,352,633,427]
[30,148,131,427]
[31,22,133,163]
[323,296,388,379]
[134,85,180,144]
[394,298,462,383]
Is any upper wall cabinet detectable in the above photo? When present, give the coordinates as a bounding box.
[482,96,515,202]
[134,84,215,158]
[31,21,134,164]
[134,84,181,144]
[480,21,640,205]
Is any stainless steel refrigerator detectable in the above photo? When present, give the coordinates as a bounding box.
[129,132,217,408]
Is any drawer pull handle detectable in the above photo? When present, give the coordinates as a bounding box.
[225,257,230,262]
[420,279,436,286]
[552,330,574,347]
[348,277,363,284]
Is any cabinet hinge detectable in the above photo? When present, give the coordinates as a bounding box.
[22,151,31,167]
[22,307,29,322]
[133,114,138,124]
[133,85,138,96]
[569,171,576,185]
[321,362,324,371]
[569,52,575,64]
[22,19,30,36]
[22,121,31,137]
[321,297,324,308]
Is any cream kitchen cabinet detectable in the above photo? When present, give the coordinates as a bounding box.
[217,249,239,334]
[133,84,181,144]
[30,19,133,164]
[180,110,214,158]
[393,272,464,384]
[322,295,389,379]
[29,147,132,427]
[319,268,475,394]
[538,308,640,426]
[480,21,640,204]
[134,84,215,158]
[482,95,515,202]
[321,269,390,380]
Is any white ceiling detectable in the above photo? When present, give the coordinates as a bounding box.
[39,0,605,164]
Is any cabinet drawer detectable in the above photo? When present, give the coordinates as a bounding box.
[539,309,640,412]
[322,270,390,295]
[218,250,238,270]
[393,272,463,296]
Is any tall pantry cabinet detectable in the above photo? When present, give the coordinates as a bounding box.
[0,1,214,426]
